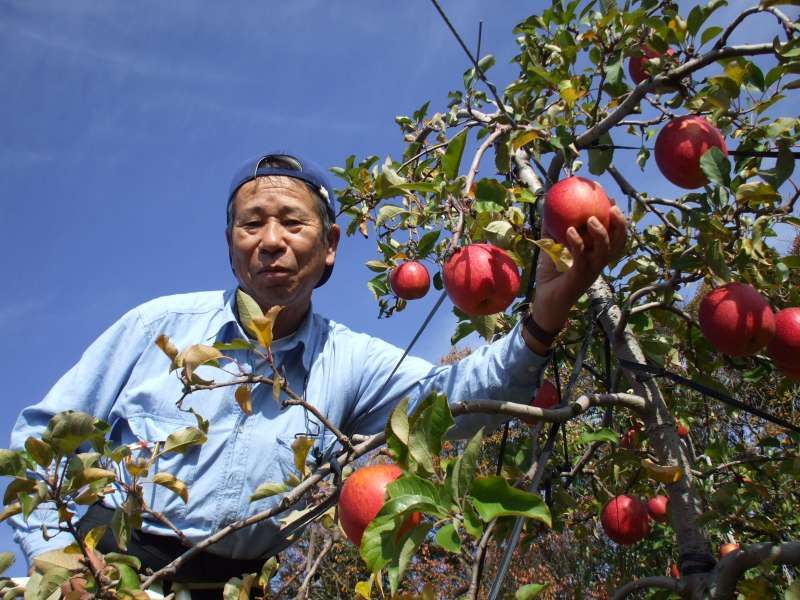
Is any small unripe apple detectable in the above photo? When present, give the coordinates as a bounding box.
[698,283,775,357]
[720,542,740,557]
[676,421,690,438]
[601,495,652,545]
[522,379,559,425]
[543,176,612,249]
[767,307,800,378]
[654,115,728,189]
[628,46,676,84]
[647,495,669,523]
[338,464,422,546]
[390,261,430,300]
[443,243,521,315]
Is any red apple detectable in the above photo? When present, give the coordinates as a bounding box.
[676,421,690,438]
[338,464,422,546]
[698,283,775,357]
[443,243,521,315]
[619,428,640,449]
[767,307,800,377]
[655,115,728,189]
[720,542,740,557]
[647,495,670,523]
[670,563,681,578]
[522,379,559,425]
[601,495,652,545]
[390,261,430,300]
[543,176,612,249]
[629,46,676,85]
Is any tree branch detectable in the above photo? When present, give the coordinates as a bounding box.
[711,542,800,598]
[613,575,682,599]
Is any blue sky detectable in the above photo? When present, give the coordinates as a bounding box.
[0,0,795,574]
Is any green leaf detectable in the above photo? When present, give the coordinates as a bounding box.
[0,450,25,478]
[408,392,455,474]
[116,563,141,592]
[24,438,53,469]
[442,129,468,180]
[699,147,730,187]
[516,583,547,599]
[152,472,189,503]
[462,500,484,539]
[104,552,141,571]
[386,397,410,468]
[387,475,440,506]
[259,556,279,587]
[388,522,432,596]
[0,503,21,523]
[213,338,253,351]
[376,205,409,228]
[470,313,498,341]
[468,476,552,526]
[415,230,441,258]
[735,181,781,205]
[37,567,71,600]
[484,220,514,248]
[249,482,289,502]
[700,26,723,46]
[588,132,614,176]
[474,179,508,205]
[0,553,15,576]
[111,508,132,552]
[577,427,619,445]
[2,477,34,506]
[434,521,461,553]
[477,53,496,73]
[761,141,795,189]
[451,427,483,503]
[42,411,98,455]
[163,426,207,454]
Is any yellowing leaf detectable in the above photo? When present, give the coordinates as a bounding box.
[155,334,179,362]
[355,574,375,599]
[533,238,573,272]
[641,458,683,484]
[235,385,253,416]
[84,526,107,552]
[291,436,315,478]
[251,305,284,348]
[152,472,189,503]
[174,344,223,380]
[511,129,542,151]
[58,505,75,523]
[272,370,283,402]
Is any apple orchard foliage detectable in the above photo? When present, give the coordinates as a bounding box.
[1,0,800,599]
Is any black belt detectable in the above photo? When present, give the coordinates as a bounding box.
[77,503,266,584]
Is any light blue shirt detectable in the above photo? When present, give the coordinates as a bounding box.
[10,290,549,563]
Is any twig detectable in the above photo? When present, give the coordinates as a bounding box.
[295,529,334,600]
[607,165,682,236]
[143,509,195,548]
[466,521,496,599]
[714,7,763,49]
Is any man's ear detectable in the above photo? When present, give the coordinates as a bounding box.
[325,224,341,267]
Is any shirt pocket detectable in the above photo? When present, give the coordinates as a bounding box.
[124,413,201,521]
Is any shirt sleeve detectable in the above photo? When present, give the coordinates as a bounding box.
[8,307,151,565]
[347,320,551,438]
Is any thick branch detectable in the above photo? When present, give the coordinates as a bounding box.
[613,576,682,599]
[711,542,800,598]
[450,393,646,423]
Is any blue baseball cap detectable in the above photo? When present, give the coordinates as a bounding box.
[227,152,337,287]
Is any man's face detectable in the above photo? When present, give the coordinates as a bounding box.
[227,176,339,311]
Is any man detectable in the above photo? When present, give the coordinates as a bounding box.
[10,152,626,587]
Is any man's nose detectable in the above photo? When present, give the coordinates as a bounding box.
[258,221,287,253]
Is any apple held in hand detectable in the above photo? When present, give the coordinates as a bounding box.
[655,115,728,189]
[601,495,652,545]
[390,261,430,300]
[522,379,559,425]
[676,421,690,438]
[720,542,740,557]
[543,176,612,249]
[338,464,422,546]
[443,243,520,315]
[698,283,775,357]
[647,495,669,523]
[767,307,800,380]
[628,46,676,84]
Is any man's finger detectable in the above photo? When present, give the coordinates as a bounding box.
[608,206,628,260]
[586,216,611,270]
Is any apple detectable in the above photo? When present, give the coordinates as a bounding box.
[338,464,422,546]
[720,542,740,557]
[443,243,521,315]
[522,379,559,425]
[601,495,652,545]
[767,307,800,378]
[543,176,612,249]
[619,428,640,449]
[676,421,690,438]
[628,46,676,85]
[670,563,681,578]
[698,283,775,357]
[647,495,669,523]
[390,261,430,300]
[654,115,728,189]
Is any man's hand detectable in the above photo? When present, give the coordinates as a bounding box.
[524,205,627,353]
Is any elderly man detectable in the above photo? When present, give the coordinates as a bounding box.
[10,152,626,588]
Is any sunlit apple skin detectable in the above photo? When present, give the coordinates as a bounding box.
[443,243,520,316]
[522,379,559,425]
[767,308,800,378]
[676,422,690,438]
[390,261,431,300]
[338,464,422,546]
[601,495,652,545]
[543,176,612,249]
[720,542,740,557]
[698,283,775,357]
[654,115,728,189]
[647,495,670,523]
[670,563,681,578]
[629,46,676,84]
